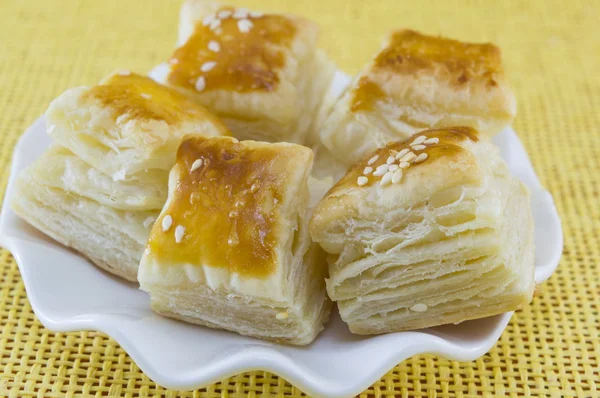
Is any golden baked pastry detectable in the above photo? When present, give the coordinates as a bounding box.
[12,71,230,281]
[46,70,229,182]
[319,30,517,165]
[138,136,331,345]
[310,127,534,334]
[160,0,336,144]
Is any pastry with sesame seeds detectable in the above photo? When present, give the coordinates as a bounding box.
[11,71,230,282]
[309,127,534,334]
[139,136,331,345]
[318,30,517,166]
[160,0,336,146]
[46,71,229,182]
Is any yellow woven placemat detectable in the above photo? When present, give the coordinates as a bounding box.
[0,0,598,396]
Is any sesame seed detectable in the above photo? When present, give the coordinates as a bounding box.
[190,159,203,172]
[388,164,399,172]
[414,153,428,163]
[228,211,237,218]
[392,169,403,184]
[411,135,426,145]
[209,18,221,30]
[218,10,232,19]
[363,166,373,175]
[195,76,206,92]
[201,61,217,72]
[400,161,410,169]
[249,11,264,18]
[373,164,389,176]
[237,18,253,33]
[424,137,439,145]
[276,311,288,320]
[357,176,368,186]
[395,148,410,160]
[117,69,131,76]
[412,144,426,151]
[162,215,173,232]
[214,28,223,35]
[202,15,214,26]
[140,93,151,99]
[386,156,395,165]
[175,225,185,243]
[380,171,393,186]
[208,40,220,52]
[400,151,417,162]
[250,183,259,193]
[410,303,428,312]
[367,155,379,165]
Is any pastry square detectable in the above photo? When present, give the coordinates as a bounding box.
[160,0,335,144]
[46,71,229,182]
[319,30,517,165]
[12,147,157,281]
[12,71,230,281]
[138,136,331,345]
[310,127,534,334]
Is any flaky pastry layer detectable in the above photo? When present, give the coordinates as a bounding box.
[161,0,335,145]
[139,136,331,344]
[310,127,534,333]
[318,30,516,165]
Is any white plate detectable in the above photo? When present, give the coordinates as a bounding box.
[0,71,562,398]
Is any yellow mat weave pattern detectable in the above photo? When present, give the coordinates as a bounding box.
[0,0,598,396]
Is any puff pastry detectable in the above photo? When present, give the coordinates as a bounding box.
[12,71,229,281]
[310,127,534,334]
[46,71,229,182]
[12,147,157,281]
[159,0,336,145]
[319,30,517,165]
[138,136,331,344]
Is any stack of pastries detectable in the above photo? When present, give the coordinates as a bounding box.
[13,71,229,281]
[11,0,536,345]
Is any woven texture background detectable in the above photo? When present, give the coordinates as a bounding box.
[0,0,598,396]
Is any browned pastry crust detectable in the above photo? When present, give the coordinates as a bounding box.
[12,71,230,282]
[139,136,331,345]
[160,0,336,144]
[318,30,516,165]
[310,127,534,334]
[47,71,229,181]
[146,136,313,278]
